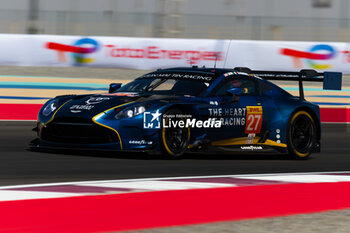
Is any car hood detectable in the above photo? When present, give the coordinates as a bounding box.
[53,93,186,119]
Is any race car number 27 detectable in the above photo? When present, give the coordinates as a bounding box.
[245,106,263,134]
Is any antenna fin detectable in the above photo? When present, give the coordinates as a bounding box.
[214,52,218,68]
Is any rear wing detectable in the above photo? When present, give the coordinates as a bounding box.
[233,67,342,100]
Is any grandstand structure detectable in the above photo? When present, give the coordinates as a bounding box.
[0,0,348,41]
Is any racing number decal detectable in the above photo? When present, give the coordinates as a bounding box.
[245,106,263,134]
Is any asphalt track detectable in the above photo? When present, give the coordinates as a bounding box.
[0,121,349,186]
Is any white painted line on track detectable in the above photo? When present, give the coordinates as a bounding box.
[78,180,234,191]
[0,171,349,202]
[0,190,81,202]
[0,171,349,190]
[237,174,350,183]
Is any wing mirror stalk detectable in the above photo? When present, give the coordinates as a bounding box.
[109,83,122,93]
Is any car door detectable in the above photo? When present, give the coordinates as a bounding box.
[205,75,261,143]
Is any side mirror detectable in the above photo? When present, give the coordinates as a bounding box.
[226,87,244,96]
[109,83,122,93]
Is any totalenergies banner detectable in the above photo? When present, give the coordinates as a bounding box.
[0,34,227,69]
[0,34,350,73]
[224,40,350,73]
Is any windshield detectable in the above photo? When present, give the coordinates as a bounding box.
[116,78,210,96]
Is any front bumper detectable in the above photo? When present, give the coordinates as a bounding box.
[35,115,159,152]
[30,137,122,151]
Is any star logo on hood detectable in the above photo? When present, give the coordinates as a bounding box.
[151,110,162,122]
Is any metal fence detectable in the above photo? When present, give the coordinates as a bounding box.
[0,9,350,42]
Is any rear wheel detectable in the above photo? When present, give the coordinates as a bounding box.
[160,108,190,159]
[287,110,317,160]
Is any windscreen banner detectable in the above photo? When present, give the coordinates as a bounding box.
[0,34,350,73]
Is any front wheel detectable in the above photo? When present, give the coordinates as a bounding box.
[287,110,317,160]
[160,108,190,159]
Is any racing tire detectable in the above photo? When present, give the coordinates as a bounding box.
[160,108,190,159]
[286,110,317,160]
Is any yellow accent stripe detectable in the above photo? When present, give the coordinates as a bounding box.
[211,137,287,148]
[211,137,249,146]
[92,101,135,151]
[98,101,136,114]
[44,99,72,126]
[92,118,124,150]
[258,139,287,148]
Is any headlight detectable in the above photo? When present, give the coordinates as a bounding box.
[42,99,59,116]
[115,105,146,119]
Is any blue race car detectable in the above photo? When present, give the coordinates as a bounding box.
[31,67,342,159]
